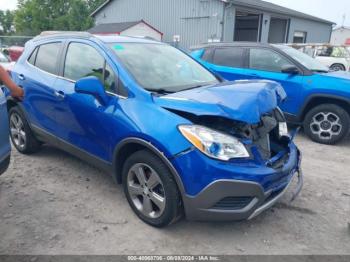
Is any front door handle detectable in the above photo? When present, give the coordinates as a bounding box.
[54,90,65,99]
[18,74,25,81]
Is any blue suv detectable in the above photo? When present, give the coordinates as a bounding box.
[7,32,302,227]
[191,43,350,145]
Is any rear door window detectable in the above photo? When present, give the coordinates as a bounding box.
[213,47,245,68]
[35,42,62,75]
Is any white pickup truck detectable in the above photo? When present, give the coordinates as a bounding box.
[287,44,350,71]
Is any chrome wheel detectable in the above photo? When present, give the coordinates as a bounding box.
[310,112,342,140]
[126,163,166,219]
[10,112,26,150]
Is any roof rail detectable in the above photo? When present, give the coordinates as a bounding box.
[39,31,92,37]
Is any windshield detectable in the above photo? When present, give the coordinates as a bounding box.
[274,45,329,72]
[0,52,9,63]
[109,43,218,93]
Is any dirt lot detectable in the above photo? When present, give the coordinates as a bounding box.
[0,134,349,255]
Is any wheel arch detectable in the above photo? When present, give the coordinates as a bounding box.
[330,63,346,70]
[299,94,350,121]
[112,138,186,195]
[6,97,18,111]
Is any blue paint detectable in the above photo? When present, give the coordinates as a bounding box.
[191,47,350,119]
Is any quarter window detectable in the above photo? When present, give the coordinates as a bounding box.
[249,48,291,73]
[27,47,38,65]
[64,43,117,93]
[35,42,62,75]
[213,48,245,68]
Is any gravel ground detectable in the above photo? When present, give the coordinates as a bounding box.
[0,134,349,255]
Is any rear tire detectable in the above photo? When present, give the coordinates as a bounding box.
[122,150,182,227]
[330,63,345,71]
[303,104,350,145]
[9,106,41,154]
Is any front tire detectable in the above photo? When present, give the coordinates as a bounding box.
[9,106,41,154]
[303,104,350,145]
[122,150,182,227]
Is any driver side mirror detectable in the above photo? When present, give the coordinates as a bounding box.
[75,76,109,105]
[281,65,300,75]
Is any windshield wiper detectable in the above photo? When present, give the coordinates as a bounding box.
[180,84,208,92]
[146,88,174,95]
[312,69,329,73]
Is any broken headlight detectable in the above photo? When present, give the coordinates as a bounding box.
[179,125,250,160]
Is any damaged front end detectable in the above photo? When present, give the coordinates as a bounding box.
[168,107,293,168]
[154,80,303,221]
[169,109,303,221]
[154,80,296,168]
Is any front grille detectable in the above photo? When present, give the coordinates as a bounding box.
[212,196,254,210]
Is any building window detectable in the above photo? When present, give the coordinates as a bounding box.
[293,31,307,43]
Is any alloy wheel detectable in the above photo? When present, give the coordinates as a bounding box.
[310,111,342,140]
[126,163,166,219]
[10,112,27,150]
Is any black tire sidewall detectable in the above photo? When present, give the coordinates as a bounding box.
[122,150,181,227]
[330,64,345,71]
[9,106,40,154]
[304,104,350,145]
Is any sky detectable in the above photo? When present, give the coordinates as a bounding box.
[0,0,349,27]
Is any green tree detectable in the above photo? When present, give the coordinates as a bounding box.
[0,10,15,35]
[86,0,106,13]
[14,0,97,35]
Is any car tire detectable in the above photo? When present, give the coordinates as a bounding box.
[303,104,350,145]
[122,150,182,227]
[330,63,345,71]
[9,106,41,154]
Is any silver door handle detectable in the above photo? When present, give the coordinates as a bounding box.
[18,74,25,81]
[54,90,65,99]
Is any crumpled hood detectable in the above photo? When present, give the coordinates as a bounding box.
[154,80,286,124]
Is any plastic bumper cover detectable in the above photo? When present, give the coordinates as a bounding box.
[181,148,303,221]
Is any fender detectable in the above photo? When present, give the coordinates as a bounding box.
[112,137,187,195]
[297,93,350,121]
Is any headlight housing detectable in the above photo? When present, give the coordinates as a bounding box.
[179,125,250,161]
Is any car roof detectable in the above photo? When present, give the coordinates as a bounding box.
[190,42,272,50]
[32,31,162,45]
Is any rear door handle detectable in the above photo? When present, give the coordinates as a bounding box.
[18,74,25,81]
[54,90,65,99]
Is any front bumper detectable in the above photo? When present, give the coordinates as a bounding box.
[173,143,303,221]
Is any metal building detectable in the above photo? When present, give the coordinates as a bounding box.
[331,26,350,45]
[91,0,334,48]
